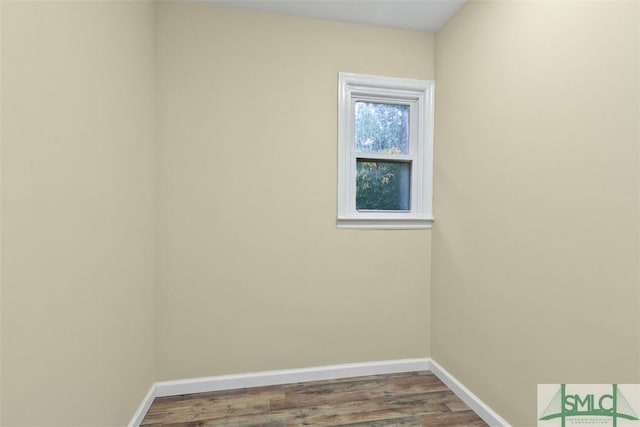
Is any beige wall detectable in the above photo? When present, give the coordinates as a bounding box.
[0,2,4,422]
[433,1,640,425]
[155,2,433,380]
[1,1,156,425]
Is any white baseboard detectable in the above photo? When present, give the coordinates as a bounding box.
[429,358,512,427]
[154,358,431,397]
[127,385,156,427]
[128,357,509,427]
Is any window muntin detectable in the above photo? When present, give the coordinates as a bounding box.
[338,73,434,229]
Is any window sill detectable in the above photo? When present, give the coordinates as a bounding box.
[336,218,433,230]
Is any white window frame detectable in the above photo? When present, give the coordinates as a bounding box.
[337,72,434,229]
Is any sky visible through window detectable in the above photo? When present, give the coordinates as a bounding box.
[355,102,409,154]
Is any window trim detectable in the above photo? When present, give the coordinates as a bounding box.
[337,72,435,229]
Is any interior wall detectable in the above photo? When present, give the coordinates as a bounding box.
[0,1,156,425]
[155,2,434,380]
[0,1,4,422]
[433,1,640,425]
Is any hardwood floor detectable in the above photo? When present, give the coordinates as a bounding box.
[140,371,488,426]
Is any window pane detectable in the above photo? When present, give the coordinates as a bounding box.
[356,160,411,211]
[355,102,409,154]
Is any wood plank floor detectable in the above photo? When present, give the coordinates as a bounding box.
[140,371,488,426]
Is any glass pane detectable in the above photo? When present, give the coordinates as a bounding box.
[356,160,411,211]
[355,102,409,154]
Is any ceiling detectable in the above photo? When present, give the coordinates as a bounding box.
[208,0,468,32]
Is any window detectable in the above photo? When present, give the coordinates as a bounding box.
[337,72,434,229]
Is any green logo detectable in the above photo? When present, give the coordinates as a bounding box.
[539,384,639,427]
